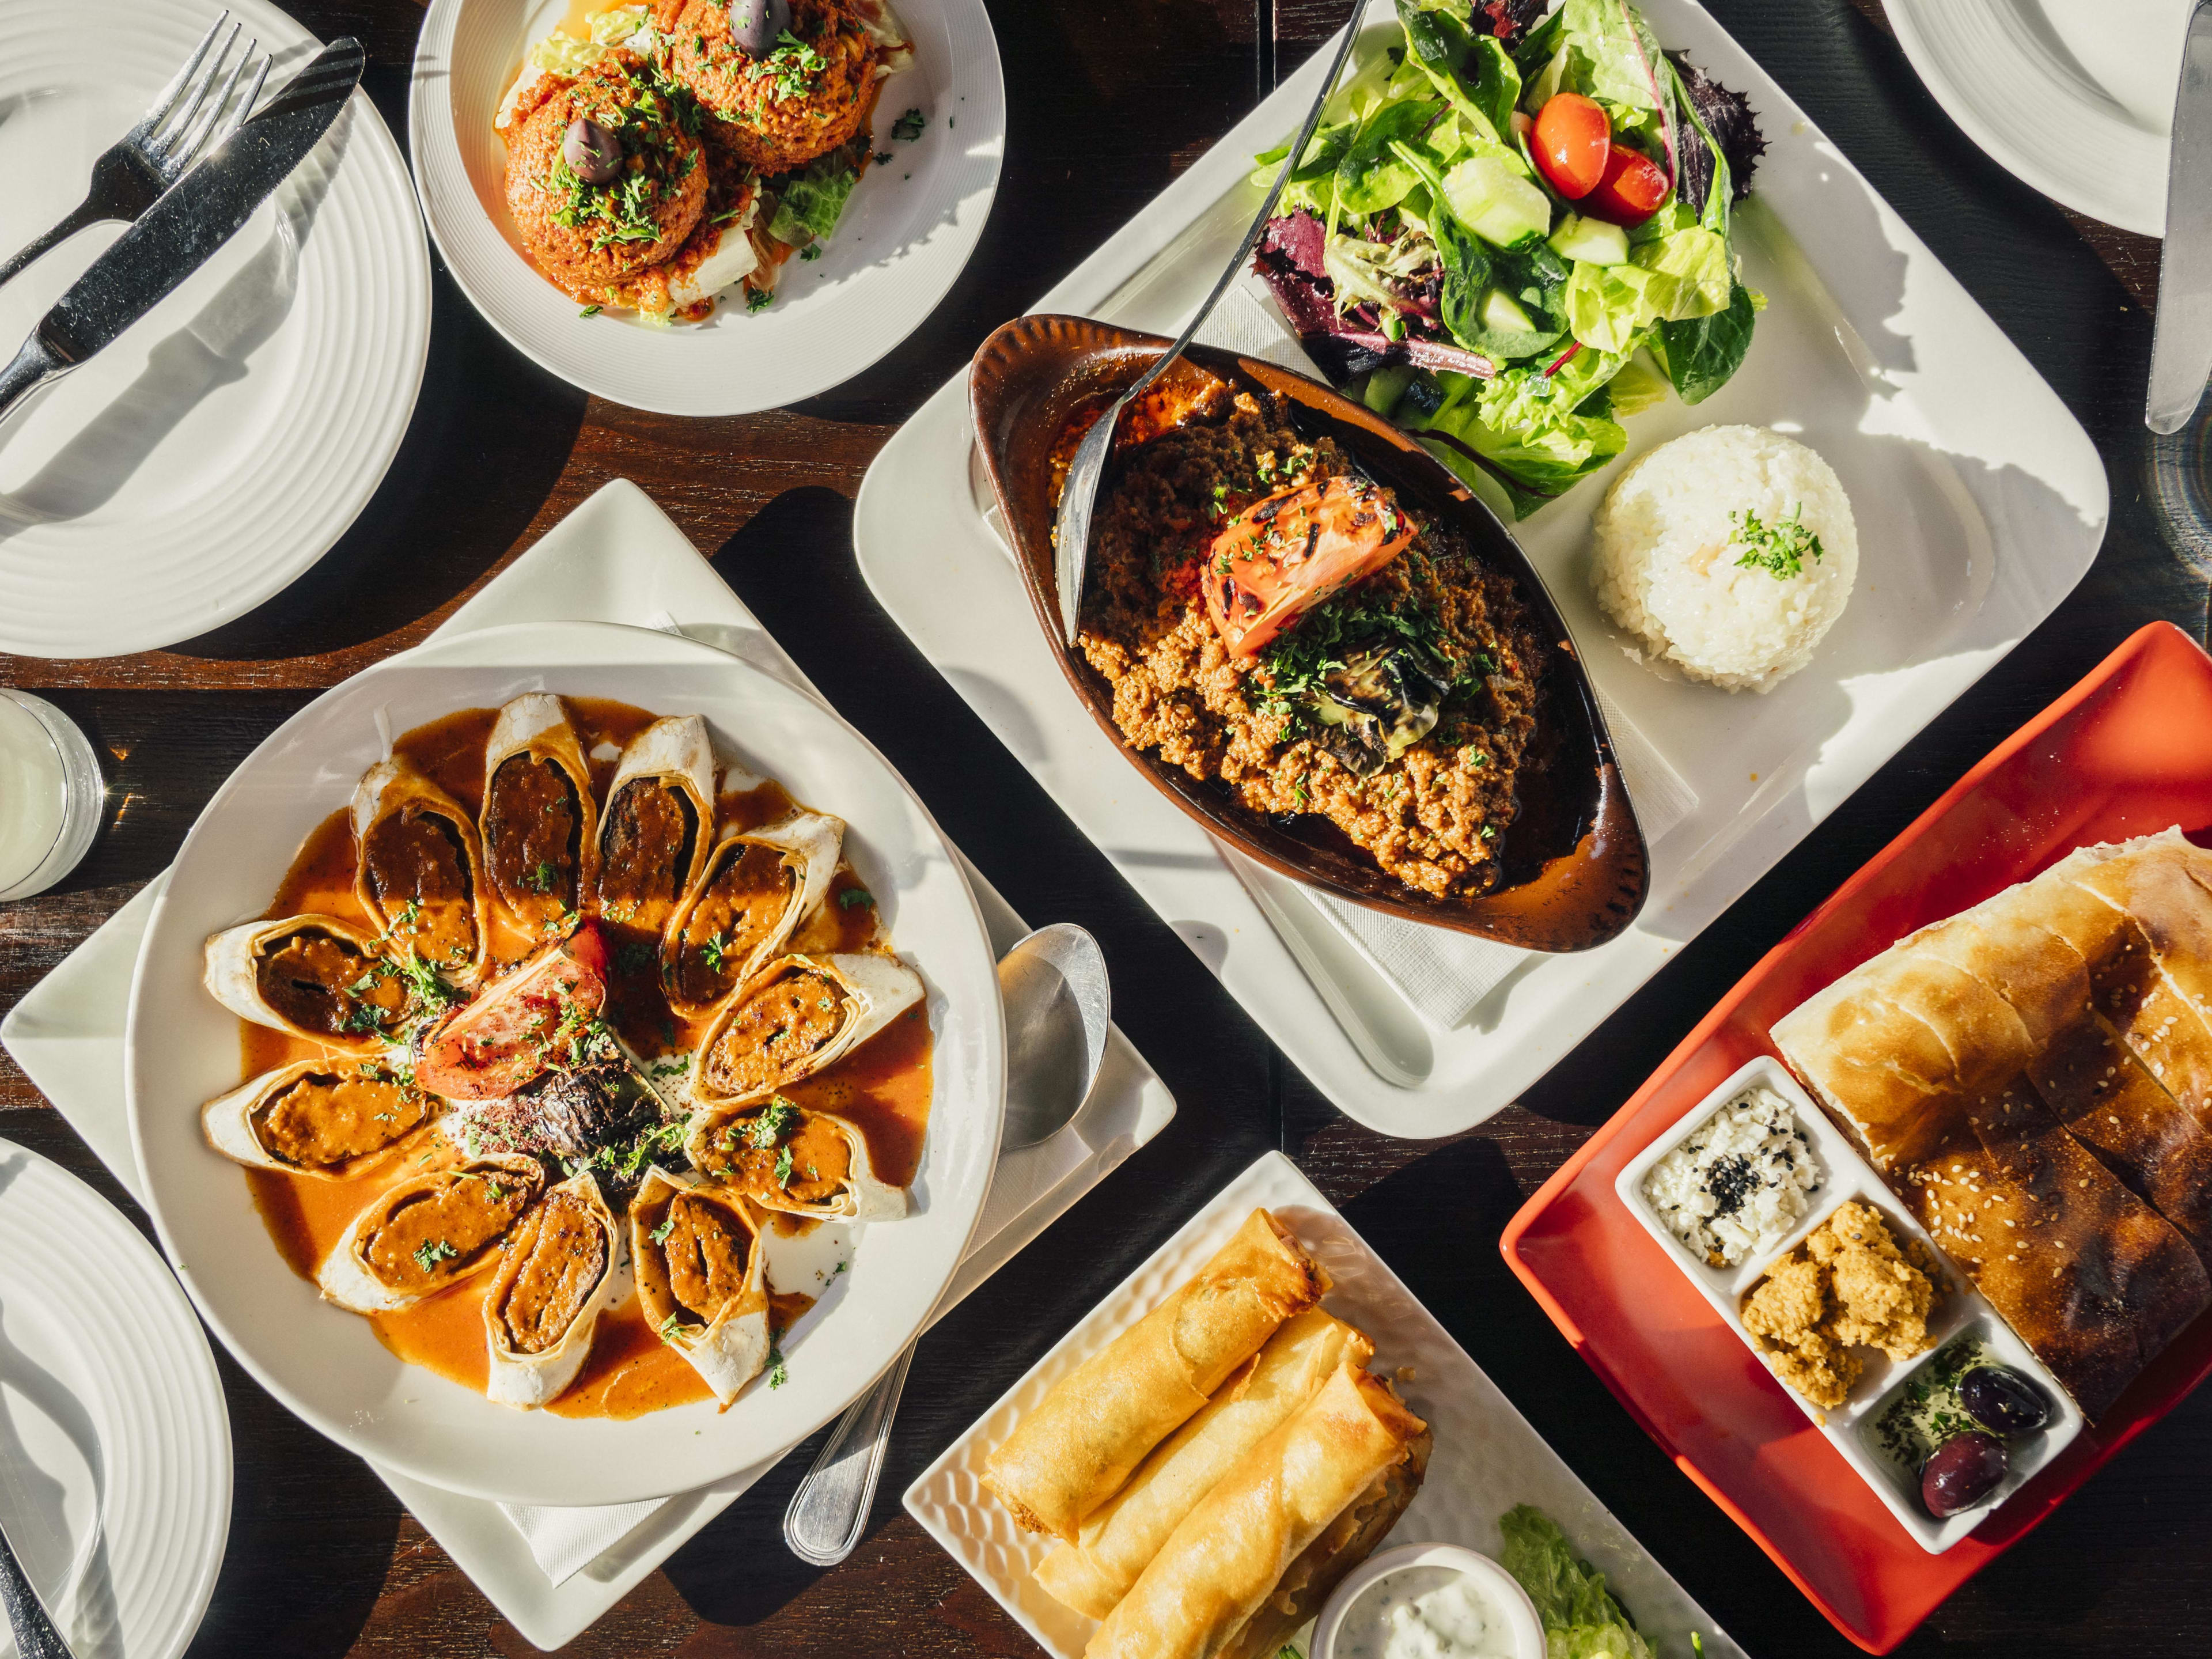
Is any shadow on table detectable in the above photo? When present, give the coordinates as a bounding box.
[179,1353,401,1657]
[164,266,588,665]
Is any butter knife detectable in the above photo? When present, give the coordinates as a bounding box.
[2149,0,2212,433]
[0,37,364,432]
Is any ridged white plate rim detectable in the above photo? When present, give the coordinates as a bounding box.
[408,0,1005,414]
[0,0,431,660]
[121,618,1006,1508]
[1887,0,2177,237]
[0,1136,231,1659]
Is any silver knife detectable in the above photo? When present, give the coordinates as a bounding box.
[2150,0,2212,433]
[0,37,363,431]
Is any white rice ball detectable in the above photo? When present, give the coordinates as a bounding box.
[1590,425,1858,694]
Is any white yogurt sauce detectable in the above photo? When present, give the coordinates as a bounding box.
[1334,1566,1521,1659]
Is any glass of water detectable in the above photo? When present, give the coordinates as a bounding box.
[0,690,104,901]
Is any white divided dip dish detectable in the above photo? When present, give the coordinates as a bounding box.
[1640,1081,1821,1267]
[1614,1054,2085,1554]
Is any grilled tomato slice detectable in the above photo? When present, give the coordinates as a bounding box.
[1200,475,1416,660]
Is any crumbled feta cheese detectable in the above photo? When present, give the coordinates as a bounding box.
[1642,1084,1822,1267]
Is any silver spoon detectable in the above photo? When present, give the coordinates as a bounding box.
[781,924,1111,1567]
[1051,6,1366,645]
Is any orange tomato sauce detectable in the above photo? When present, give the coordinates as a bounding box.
[238,697,931,1419]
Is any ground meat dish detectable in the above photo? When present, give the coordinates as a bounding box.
[503,48,709,300]
[660,0,882,175]
[1076,384,1548,899]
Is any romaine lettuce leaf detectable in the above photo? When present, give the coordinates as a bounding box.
[1559,0,1669,115]
[1563,226,1729,350]
[1425,366,1626,494]
[1498,1505,1658,1659]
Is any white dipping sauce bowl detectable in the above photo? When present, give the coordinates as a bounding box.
[1311,1541,1546,1659]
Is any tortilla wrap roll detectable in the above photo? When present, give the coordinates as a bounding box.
[983,1209,1327,1541]
[1034,1309,1373,1619]
[1084,1364,1430,1659]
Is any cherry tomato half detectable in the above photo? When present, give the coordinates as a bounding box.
[1531,93,1609,200]
[1582,145,1671,226]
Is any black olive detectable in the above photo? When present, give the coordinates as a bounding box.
[1921,1431,2008,1518]
[563,119,623,185]
[728,0,793,58]
[1957,1364,2052,1437]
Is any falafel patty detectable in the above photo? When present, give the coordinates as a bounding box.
[504,48,709,299]
[662,0,882,175]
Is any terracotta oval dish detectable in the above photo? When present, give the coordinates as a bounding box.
[969,314,1646,953]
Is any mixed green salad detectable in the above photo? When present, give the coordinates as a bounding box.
[1250,0,1767,520]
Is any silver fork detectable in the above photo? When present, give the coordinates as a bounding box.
[0,10,271,291]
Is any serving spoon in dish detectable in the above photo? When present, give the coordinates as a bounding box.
[1049,6,1365,645]
[781,923,1111,1567]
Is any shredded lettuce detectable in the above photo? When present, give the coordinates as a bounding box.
[1498,1505,1659,1659]
[768,156,862,247]
[1563,227,1730,351]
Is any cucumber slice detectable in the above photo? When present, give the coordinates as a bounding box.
[1479,289,1537,334]
[1548,213,1630,266]
[1363,363,1416,415]
[1441,155,1552,250]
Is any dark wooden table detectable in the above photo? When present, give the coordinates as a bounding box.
[4,1,2210,1653]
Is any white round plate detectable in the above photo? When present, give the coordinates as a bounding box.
[410,0,1004,414]
[123,620,1005,1508]
[1888,0,2192,236]
[0,0,431,660]
[0,1138,230,1659]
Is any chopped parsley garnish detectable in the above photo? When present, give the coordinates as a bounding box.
[800,244,822,261]
[527,859,558,893]
[650,1214,677,1245]
[1730,503,1824,580]
[412,1239,460,1274]
[767,1338,787,1388]
[657,1310,692,1344]
[774,1144,795,1188]
[615,941,656,977]
[891,107,925,142]
[747,1096,798,1149]
[745,286,774,312]
[838,887,873,910]
[745,29,826,100]
[579,304,602,318]
[874,150,892,164]
[698,931,731,974]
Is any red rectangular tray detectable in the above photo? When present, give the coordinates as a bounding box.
[1501,622,2212,1652]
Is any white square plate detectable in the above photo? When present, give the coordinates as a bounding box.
[906,1150,1746,1658]
[853,0,2110,1138]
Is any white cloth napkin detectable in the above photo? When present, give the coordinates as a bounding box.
[1028,282,1698,1029]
